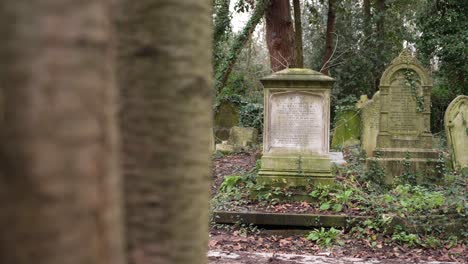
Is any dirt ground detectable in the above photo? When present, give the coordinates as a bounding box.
[210,151,467,264]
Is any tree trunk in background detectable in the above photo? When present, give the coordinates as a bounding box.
[321,0,336,76]
[375,0,386,85]
[0,0,124,263]
[266,0,296,72]
[215,0,270,93]
[116,0,212,263]
[293,0,304,68]
[213,0,231,70]
[363,0,371,39]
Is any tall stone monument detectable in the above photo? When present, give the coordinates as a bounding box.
[258,68,334,187]
[444,95,468,173]
[367,50,439,184]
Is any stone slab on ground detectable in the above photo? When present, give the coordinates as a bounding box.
[213,211,368,228]
[208,251,456,264]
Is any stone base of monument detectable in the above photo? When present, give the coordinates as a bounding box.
[367,148,441,184]
[257,154,334,187]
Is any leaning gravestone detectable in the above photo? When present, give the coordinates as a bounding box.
[367,50,439,184]
[360,91,381,157]
[258,68,334,187]
[445,95,468,173]
[331,108,361,149]
[214,100,239,141]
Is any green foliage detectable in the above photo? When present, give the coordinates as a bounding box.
[364,151,386,189]
[403,69,425,112]
[310,184,361,213]
[306,227,342,248]
[396,152,418,185]
[214,0,270,93]
[392,229,421,247]
[390,185,446,214]
[239,103,263,134]
[416,0,468,95]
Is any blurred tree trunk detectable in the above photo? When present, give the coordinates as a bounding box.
[321,0,336,76]
[115,0,213,263]
[293,0,304,68]
[266,0,296,72]
[0,0,124,264]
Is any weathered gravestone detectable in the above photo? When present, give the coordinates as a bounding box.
[445,95,468,173]
[258,68,334,186]
[214,100,239,141]
[367,50,439,184]
[215,126,258,154]
[331,108,361,149]
[229,126,258,147]
[360,91,381,157]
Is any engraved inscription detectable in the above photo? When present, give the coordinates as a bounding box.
[270,92,324,152]
[389,78,418,132]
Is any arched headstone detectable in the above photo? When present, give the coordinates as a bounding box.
[367,50,440,184]
[445,95,468,173]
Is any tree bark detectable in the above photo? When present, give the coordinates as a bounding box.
[215,0,270,93]
[213,0,231,70]
[293,0,304,68]
[0,1,124,264]
[376,0,386,52]
[375,0,386,85]
[116,0,213,263]
[363,0,372,39]
[321,0,336,76]
[266,0,296,72]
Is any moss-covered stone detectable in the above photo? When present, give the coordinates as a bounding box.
[366,50,439,183]
[228,126,258,147]
[331,109,361,149]
[214,100,239,140]
[444,95,468,172]
[258,68,335,187]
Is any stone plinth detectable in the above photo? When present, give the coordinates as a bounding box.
[258,68,334,187]
[367,50,440,184]
[445,95,468,173]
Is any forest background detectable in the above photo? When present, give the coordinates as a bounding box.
[213,0,467,135]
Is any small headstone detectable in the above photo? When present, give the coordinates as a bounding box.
[360,91,381,157]
[214,100,239,141]
[444,95,468,173]
[331,109,361,149]
[215,141,236,154]
[258,68,335,187]
[356,95,369,109]
[367,50,439,184]
[228,126,258,147]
